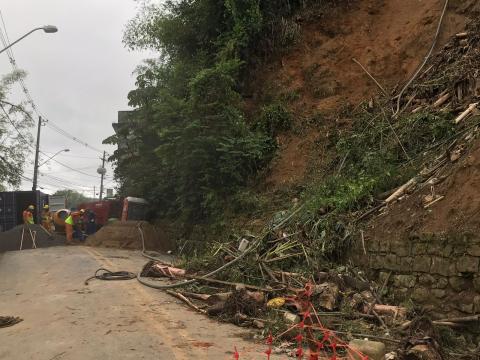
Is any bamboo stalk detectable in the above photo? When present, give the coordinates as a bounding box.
[455,103,478,124]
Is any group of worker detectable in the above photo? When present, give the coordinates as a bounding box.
[22,204,53,230]
[22,205,97,245]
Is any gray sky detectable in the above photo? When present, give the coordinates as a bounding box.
[0,0,151,197]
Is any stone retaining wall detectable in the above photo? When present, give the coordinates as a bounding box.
[354,232,480,318]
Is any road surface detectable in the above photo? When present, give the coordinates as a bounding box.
[0,246,280,360]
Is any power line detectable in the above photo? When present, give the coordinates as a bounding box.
[44,120,107,155]
[0,12,110,158]
[41,151,100,160]
[0,106,103,186]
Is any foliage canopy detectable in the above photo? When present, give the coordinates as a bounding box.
[108,0,312,221]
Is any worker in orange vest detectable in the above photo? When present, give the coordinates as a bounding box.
[64,209,85,244]
[23,205,35,225]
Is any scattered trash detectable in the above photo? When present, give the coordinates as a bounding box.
[238,238,250,252]
[282,311,300,324]
[267,297,286,309]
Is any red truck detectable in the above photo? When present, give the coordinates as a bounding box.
[77,197,148,227]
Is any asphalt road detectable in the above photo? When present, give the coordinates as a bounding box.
[0,246,280,360]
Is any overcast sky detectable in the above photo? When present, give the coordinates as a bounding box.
[0,0,152,197]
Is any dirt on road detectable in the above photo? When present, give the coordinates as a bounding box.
[0,246,276,360]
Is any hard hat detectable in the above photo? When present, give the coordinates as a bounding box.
[28,205,34,210]
[43,205,49,209]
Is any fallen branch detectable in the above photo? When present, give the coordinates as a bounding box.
[400,319,469,330]
[166,290,207,314]
[178,291,211,302]
[436,315,480,323]
[360,230,366,255]
[184,275,279,292]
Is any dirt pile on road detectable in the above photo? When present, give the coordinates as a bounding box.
[0,225,65,253]
[86,221,173,251]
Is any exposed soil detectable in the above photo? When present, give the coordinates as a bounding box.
[85,221,173,252]
[0,225,66,253]
[367,139,480,243]
[254,0,479,188]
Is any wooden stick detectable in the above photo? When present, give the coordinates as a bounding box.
[352,58,388,96]
[455,103,478,124]
[178,291,211,302]
[165,290,207,314]
[261,262,280,283]
[424,195,445,209]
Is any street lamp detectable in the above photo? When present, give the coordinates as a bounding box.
[0,25,58,55]
[38,149,70,168]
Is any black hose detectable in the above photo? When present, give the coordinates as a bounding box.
[84,268,136,285]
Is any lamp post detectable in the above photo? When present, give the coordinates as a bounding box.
[32,148,69,191]
[38,149,70,168]
[0,25,58,55]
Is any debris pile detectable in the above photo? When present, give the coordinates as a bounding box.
[140,254,480,359]
[0,225,65,253]
[85,221,172,251]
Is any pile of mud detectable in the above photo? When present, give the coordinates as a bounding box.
[0,225,66,252]
[85,221,173,252]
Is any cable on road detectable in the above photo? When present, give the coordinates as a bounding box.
[84,268,136,286]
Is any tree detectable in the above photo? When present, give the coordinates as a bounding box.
[0,70,34,189]
[107,0,314,222]
[52,189,90,209]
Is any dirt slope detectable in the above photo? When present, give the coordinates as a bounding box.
[254,0,478,188]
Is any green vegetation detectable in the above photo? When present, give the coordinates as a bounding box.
[0,70,34,189]
[53,189,91,209]
[106,0,325,222]
[297,107,456,259]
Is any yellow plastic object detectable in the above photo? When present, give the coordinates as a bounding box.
[267,297,286,308]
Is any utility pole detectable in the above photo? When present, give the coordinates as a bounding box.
[99,151,106,201]
[93,186,96,200]
[32,116,42,191]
